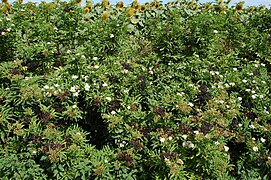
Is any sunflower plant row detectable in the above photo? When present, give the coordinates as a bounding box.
[0,0,271,179]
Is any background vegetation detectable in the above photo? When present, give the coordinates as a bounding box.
[0,0,271,179]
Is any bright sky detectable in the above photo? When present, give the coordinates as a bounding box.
[8,0,271,7]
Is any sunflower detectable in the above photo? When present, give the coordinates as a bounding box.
[187,0,195,7]
[101,11,109,20]
[2,2,11,14]
[247,6,255,13]
[116,1,124,10]
[236,1,245,12]
[140,5,146,11]
[75,0,82,6]
[204,3,211,10]
[102,0,110,9]
[126,7,135,18]
[84,7,90,14]
[49,2,56,9]
[151,0,159,9]
[217,0,224,7]
[133,2,141,11]
[86,2,92,9]
[84,17,91,22]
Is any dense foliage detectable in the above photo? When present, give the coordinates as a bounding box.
[0,0,271,179]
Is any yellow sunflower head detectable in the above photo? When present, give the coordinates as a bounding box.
[75,0,82,6]
[151,0,159,9]
[116,1,124,10]
[236,1,245,12]
[126,7,135,18]
[140,5,146,11]
[204,3,211,10]
[101,11,109,20]
[133,2,141,11]
[247,6,255,13]
[84,7,90,14]
[102,0,110,8]
[87,2,93,10]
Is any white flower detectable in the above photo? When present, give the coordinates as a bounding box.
[109,34,114,38]
[242,79,247,83]
[182,141,195,148]
[111,111,116,115]
[73,92,79,97]
[213,30,218,33]
[70,86,77,93]
[93,57,98,60]
[43,85,49,89]
[251,90,256,94]
[259,95,264,99]
[72,75,78,80]
[102,83,108,87]
[160,137,165,143]
[188,141,195,148]
[224,146,229,152]
[252,80,256,84]
[233,68,238,71]
[127,106,131,110]
[84,76,89,81]
[94,65,99,69]
[54,84,59,88]
[182,135,188,140]
[225,83,230,88]
[188,102,194,107]
[122,69,129,74]
[238,123,242,127]
[67,50,71,53]
[252,146,258,152]
[260,138,266,143]
[106,97,112,101]
[238,97,242,101]
[177,92,184,96]
[215,71,219,75]
[85,83,90,91]
[245,89,251,92]
[229,82,235,86]
[249,124,255,129]
[252,94,257,99]
[168,136,173,140]
[215,141,220,145]
[72,105,77,108]
[210,71,215,75]
[119,143,125,148]
[252,137,256,141]
[261,63,265,67]
[254,64,259,68]
[31,150,37,155]
[193,131,199,134]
